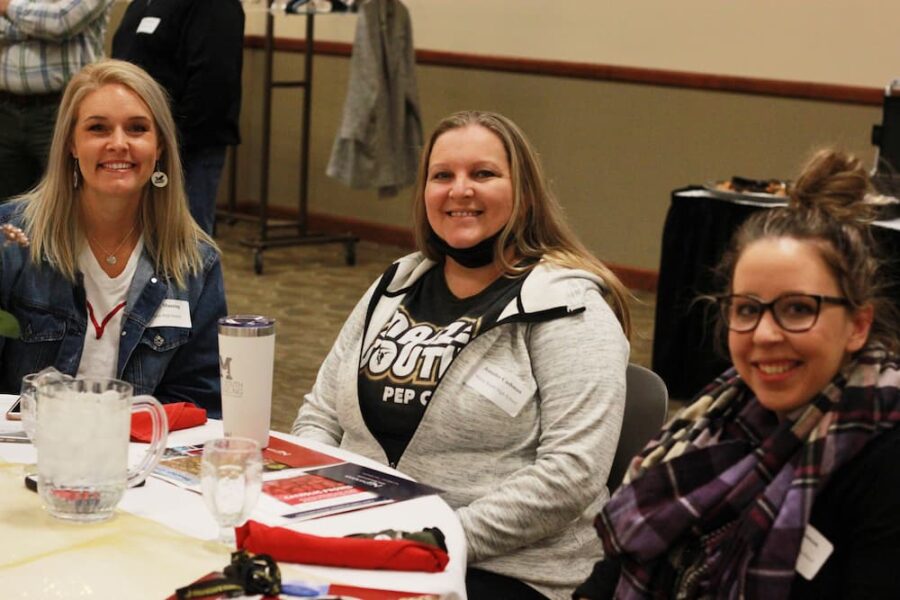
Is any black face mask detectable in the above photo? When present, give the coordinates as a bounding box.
[428,229,503,269]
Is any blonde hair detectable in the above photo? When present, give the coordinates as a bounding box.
[412,111,632,337]
[17,59,215,288]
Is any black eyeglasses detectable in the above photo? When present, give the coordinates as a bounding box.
[717,293,851,333]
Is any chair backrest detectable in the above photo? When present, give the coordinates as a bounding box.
[607,363,669,491]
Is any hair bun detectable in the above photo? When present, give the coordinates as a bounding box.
[789,149,874,220]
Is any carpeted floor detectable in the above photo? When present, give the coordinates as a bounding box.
[217,222,656,433]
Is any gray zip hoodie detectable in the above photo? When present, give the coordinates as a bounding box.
[293,252,629,599]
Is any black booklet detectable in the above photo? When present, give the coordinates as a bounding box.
[307,463,442,502]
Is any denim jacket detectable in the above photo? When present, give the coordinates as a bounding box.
[0,204,226,417]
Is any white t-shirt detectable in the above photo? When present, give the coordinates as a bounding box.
[76,237,144,379]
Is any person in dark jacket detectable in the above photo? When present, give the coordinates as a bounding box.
[576,149,900,599]
[112,0,244,235]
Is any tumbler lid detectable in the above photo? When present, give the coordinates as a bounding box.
[218,315,275,337]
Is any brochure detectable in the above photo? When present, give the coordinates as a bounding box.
[152,445,205,490]
[151,438,345,492]
[151,440,440,522]
[307,463,442,501]
[261,436,344,471]
[255,470,390,522]
[264,472,364,505]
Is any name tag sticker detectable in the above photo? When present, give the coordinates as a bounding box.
[465,364,534,417]
[795,524,834,580]
[148,299,191,329]
[136,17,161,34]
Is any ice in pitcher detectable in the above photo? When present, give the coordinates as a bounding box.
[38,390,129,483]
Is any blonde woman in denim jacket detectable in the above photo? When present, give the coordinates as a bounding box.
[0,60,225,416]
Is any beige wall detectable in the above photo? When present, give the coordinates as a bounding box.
[255,1,900,88]
[234,48,879,271]
[107,1,887,271]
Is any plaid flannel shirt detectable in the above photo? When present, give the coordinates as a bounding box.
[0,0,114,94]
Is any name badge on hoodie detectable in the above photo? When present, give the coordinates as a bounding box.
[137,17,161,34]
[148,299,191,328]
[466,364,535,417]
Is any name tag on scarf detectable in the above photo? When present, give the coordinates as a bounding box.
[466,364,534,417]
[795,524,834,580]
[149,299,191,328]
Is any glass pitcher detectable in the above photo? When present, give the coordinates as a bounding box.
[36,377,168,522]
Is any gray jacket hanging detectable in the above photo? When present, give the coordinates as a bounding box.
[326,0,423,196]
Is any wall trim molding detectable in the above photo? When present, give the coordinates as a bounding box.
[243,35,882,106]
[220,203,658,292]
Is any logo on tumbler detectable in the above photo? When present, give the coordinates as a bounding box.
[219,356,233,380]
[220,356,243,397]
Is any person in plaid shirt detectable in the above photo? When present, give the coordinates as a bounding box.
[0,0,114,202]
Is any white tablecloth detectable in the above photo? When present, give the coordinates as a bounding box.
[0,395,468,599]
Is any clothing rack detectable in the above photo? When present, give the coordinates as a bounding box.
[221,1,358,274]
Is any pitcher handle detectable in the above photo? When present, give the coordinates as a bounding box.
[128,394,169,488]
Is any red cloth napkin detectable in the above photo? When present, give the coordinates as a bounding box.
[236,520,449,572]
[130,402,207,442]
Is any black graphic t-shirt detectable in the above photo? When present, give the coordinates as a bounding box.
[358,265,527,465]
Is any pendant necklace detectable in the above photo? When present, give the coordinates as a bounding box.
[89,225,136,265]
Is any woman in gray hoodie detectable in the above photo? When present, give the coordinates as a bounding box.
[294,111,630,600]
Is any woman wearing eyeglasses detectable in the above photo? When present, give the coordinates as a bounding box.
[575,149,900,600]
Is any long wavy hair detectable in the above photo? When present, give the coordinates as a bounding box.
[412,111,632,337]
[17,59,215,288]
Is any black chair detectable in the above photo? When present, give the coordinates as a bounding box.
[607,364,669,491]
[872,79,900,194]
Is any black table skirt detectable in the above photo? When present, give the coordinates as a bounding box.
[651,187,900,400]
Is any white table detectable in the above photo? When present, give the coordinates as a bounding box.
[0,395,468,599]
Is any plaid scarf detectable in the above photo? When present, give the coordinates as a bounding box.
[596,348,900,600]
